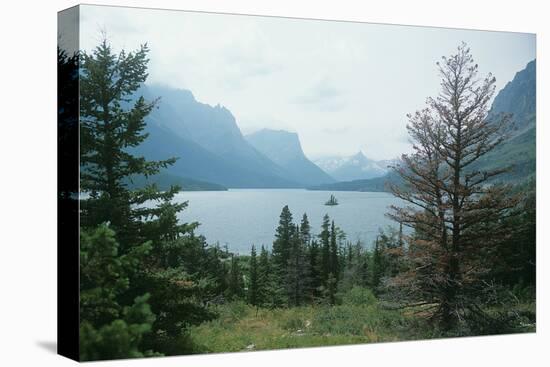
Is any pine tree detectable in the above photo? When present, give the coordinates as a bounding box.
[248,245,259,306]
[339,240,372,293]
[308,240,322,302]
[79,225,158,361]
[326,273,337,305]
[319,214,331,285]
[329,220,340,281]
[286,225,308,306]
[360,256,370,287]
[272,206,294,270]
[79,38,216,357]
[271,205,294,302]
[387,43,520,329]
[257,246,272,307]
[79,39,180,247]
[300,213,311,244]
[227,255,245,300]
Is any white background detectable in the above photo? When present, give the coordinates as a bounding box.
[0,0,548,366]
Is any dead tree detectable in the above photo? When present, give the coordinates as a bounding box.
[387,43,520,330]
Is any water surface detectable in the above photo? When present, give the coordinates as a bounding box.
[174,189,403,254]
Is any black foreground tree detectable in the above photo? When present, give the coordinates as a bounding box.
[387,43,520,330]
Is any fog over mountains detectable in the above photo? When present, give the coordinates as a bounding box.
[134,85,340,189]
[130,59,535,191]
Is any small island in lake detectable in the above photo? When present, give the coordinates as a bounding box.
[324,194,339,206]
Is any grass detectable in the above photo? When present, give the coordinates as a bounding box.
[187,288,535,354]
[189,299,419,353]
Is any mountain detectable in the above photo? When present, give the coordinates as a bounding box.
[134,118,298,188]
[475,59,536,182]
[488,59,536,133]
[133,85,301,188]
[144,85,294,181]
[474,126,535,182]
[245,129,335,186]
[314,151,391,181]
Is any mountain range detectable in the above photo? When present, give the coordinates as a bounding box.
[314,152,394,181]
[130,58,534,191]
[133,85,334,189]
[309,59,536,192]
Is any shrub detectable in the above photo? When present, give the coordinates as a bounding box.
[341,286,377,306]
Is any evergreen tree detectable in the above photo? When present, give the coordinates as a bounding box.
[248,245,259,306]
[329,220,340,281]
[79,38,217,357]
[286,225,308,306]
[326,274,337,306]
[339,240,370,293]
[79,39,179,247]
[227,255,245,300]
[319,214,331,285]
[360,256,370,287]
[271,205,294,302]
[300,213,311,244]
[79,225,158,361]
[257,246,272,307]
[272,205,294,270]
[308,240,322,302]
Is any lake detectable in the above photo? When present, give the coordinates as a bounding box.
[173,189,404,254]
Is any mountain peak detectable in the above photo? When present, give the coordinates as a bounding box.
[246,128,303,158]
[314,152,389,181]
[246,129,335,185]
[352,151,367,159]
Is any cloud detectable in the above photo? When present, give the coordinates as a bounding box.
[292,79,346,111]
[321,126,350,134]
[78,5,536,160]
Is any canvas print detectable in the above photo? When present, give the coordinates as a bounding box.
[58,4,536,361]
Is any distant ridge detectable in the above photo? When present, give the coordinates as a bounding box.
[314,151,391,181]
[308,171,402,192]
[245,129,335,186]
[133,85,302,188]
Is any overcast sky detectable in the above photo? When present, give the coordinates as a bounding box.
[79,5,535,160]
